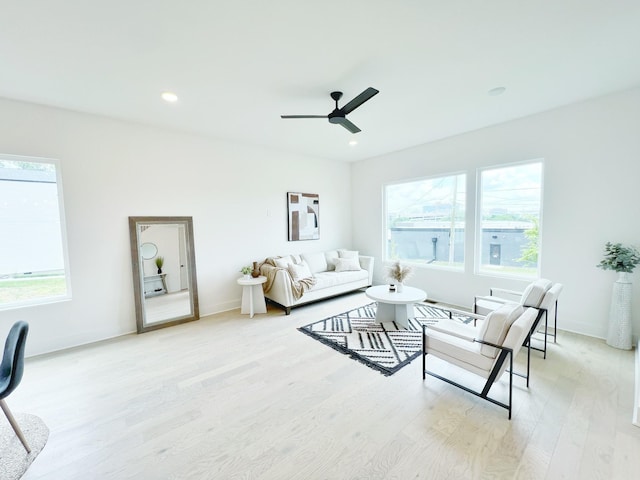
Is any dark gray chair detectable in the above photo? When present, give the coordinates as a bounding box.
[0,321,30,453]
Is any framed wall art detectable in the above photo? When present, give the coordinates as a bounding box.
[287,192,319,241]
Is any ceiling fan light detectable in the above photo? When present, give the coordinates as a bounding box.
[161,91,179,103]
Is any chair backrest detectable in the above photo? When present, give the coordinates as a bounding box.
[477,303,524,358]
[0,321,29,399]
[520,279,553,307]
[539,283,563,311]
[492,307,538,380]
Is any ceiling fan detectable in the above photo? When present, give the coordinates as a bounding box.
[280,87,379,134]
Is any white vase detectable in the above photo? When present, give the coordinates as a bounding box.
[606,271,633,350]
[396,282,404,293]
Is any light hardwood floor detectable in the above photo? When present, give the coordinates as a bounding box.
[10,291,640,479]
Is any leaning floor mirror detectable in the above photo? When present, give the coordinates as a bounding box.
[129,216,199,333]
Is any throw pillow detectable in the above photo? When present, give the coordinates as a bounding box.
[274,255,294,269]
[338,249,359,259]
[325,250,340,271]
[334,257,361,272]
[287,260,313,281]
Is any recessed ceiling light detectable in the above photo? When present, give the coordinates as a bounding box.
[349,140,358,147]
[161,91,178,103]
[488,87,506,96]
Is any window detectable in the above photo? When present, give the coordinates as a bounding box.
[385,173,466,268]
[477,161,543,278]
[0,154,70,309]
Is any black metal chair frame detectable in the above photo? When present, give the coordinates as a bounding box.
[422,324,532,420]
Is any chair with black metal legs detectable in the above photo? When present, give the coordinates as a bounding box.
[422,303,538,419]
[0,321,31,453]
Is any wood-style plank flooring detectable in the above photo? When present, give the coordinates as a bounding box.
[9,291,640,479]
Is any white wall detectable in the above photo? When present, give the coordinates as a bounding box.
[0,98,353,356]
[352,87,640,340]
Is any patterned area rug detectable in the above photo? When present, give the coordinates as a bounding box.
[298,302,472,376]
[0,412,49,480]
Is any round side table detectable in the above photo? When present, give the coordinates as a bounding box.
[237,276,267,318]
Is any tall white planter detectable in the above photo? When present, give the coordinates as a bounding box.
[607,272,633,350]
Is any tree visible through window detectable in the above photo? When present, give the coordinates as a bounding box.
[477,161,543,277]
[385,173,466,268]
[0,155,70,308]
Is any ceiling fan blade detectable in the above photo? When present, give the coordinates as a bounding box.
[335,117,361,134]
[341,87,379,115]
[280,115,327,119]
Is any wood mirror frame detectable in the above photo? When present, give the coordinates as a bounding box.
[128,216,199,333]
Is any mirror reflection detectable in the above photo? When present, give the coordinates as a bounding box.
[129,216,199,333]
[140,242,158,260]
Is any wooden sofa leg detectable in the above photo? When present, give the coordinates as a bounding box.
[285,307,291,315]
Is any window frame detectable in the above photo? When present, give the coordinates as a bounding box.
[474,159,544,280]
[0,153,72,311]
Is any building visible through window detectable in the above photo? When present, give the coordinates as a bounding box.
[385,173,466,268]
[477,161,543,277]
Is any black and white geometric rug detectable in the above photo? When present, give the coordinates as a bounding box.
[298,302,472,376]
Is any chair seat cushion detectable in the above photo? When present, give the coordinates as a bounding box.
[428,319,477,342]
[424,328,495,376]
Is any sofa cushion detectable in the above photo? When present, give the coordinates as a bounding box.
[312,270,369,289]
[338,249,359,259]
[301,251,328,273]
[335,257,361,272]
[477,304,524,358]
[325,250,340,271]
[287,260,313,281]
[520,279,552,307]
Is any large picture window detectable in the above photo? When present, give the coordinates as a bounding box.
[477,161,543,278]
[0,154,70,309]
[385,173,466,268]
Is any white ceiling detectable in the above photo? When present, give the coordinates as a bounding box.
[2,1,639,162]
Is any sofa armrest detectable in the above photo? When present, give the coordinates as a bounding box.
[260,264,295,306]
[359,255,374,285]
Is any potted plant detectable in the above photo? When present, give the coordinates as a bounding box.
[240,266,252,279]
[155,256,164,274]
[597,242,640,275]
[597,242,639,350]
[385,260,413,292]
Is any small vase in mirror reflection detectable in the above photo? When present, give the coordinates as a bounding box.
[251,261,260,278]
[157,268,162,274]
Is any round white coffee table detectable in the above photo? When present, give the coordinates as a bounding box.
[237,276,267,318]
[365,285,427,328]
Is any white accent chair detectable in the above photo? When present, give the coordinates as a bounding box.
[473,279,561,359]
[423,303,538,419]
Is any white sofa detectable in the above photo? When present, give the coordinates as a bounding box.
[260,249,374,314]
